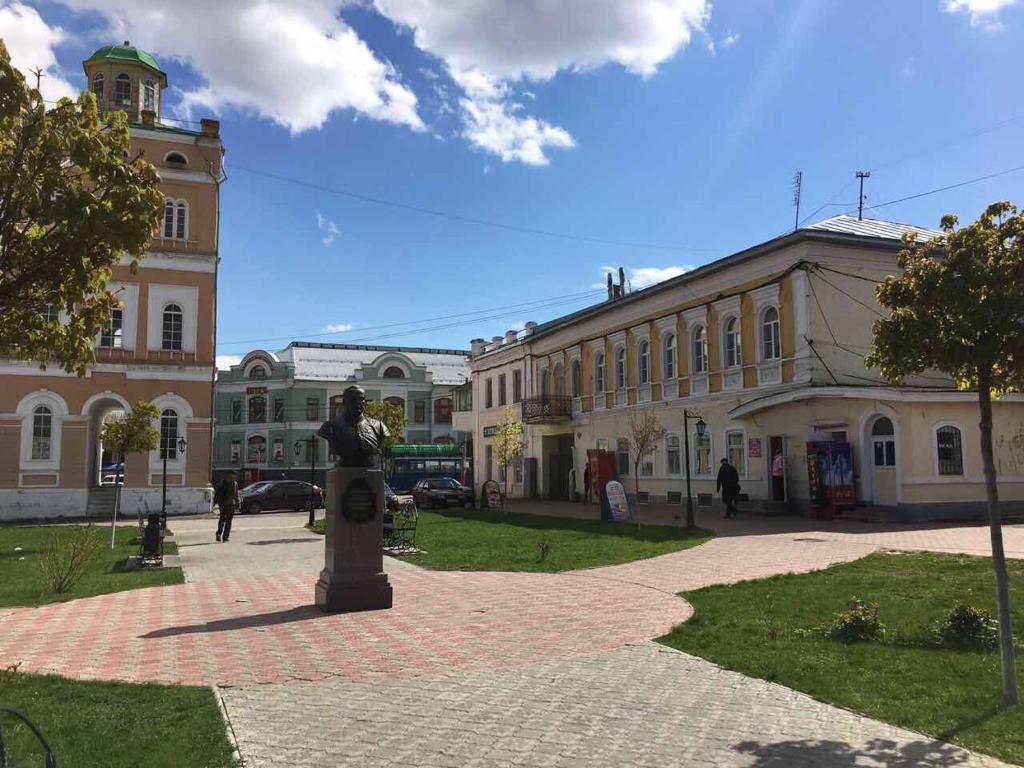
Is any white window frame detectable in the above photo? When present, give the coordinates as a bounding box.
[149,394,193,476]
[760,305,781,362]
[663,332,677,381]
[115,72,131,106]
[161,302,184,351]
[92,73,104,101]
[162,198,189,241]
[723,316,742,369]
[614,346,626,390]
[665,433,682,476]
[637,339,650,385]
[159,408,179,462]
[933,421,966,477]
[725,428,746,478]
[616,438,630,476]
[640,445,655,477]
[147,284,198,353]
[17,391,69,475]
[693,430,713,477]
[143,79,156,111]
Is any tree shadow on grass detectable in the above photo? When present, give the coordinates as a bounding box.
[427,508,709,541]
[141,605,323,638]
[734,737,976,767]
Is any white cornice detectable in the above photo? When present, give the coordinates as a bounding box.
[121,252,217,273]
[156,167,218,185]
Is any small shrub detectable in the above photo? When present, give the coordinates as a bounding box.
[759,591,779,640]
[39,525,103,594]
[538,540,552,561]
[828,597,886,643]
[936,603,999,649]
[0,661,21,686]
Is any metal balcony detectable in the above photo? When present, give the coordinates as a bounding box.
[521,395,572,424]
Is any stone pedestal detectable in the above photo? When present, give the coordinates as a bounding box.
[315,467,393,612]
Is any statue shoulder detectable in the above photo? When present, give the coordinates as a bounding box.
[316,420,334,439]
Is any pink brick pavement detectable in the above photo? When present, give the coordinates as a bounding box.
[3,512,1021,690]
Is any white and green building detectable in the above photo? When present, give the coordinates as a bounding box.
[213,342,470,486]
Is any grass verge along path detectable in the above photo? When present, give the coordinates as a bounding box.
[0,525,182,608]
[659,551,1024,764]
[313,508,712,571]
[0,672,236,768]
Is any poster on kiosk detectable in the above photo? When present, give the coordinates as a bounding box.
[587,449,618,521]
[806,440,855,519]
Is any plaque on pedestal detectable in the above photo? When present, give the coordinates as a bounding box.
[314,467,393,612]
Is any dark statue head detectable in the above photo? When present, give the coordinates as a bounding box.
[343,385,366,420]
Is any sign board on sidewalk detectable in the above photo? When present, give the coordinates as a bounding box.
[605,480,631,522]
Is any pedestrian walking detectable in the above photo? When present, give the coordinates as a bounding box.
[214,470,239,542]
[583,463,592,505]
[716,458,741,518]
[771,450,785,501]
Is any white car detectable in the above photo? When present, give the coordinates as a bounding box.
[100,474,123,486]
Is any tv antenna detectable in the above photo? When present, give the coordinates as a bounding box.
[792,171,803,231]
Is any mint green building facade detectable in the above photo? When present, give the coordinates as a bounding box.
[213,342,470,486]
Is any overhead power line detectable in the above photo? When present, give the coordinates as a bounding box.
[230,164,721,255]
[859,163,1024,214]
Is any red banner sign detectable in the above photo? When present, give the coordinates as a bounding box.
[246,386,268,395]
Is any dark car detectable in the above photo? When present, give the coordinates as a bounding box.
[411,477,473,509]
[239,480,324,514]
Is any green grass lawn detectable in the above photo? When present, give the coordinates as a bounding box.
[0,671,236,768]
[311,508,712,571]
[0,524,182,608]
[659,551,1024,764]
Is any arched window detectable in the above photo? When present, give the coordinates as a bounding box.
[115,73,131,105]
[247,435,267,463]
[553,362,564,397]
[571,359,581,398]
[162,303,183,351]
[248,395,266,423]
[936,425,964,475]
[92,73,104,101]
[724,317,742,368]
[615,347,626,389]
[31,406,52,460]
[249,365,266,380]
[761,307,781,361]
[638,340,650,384]
[691,325,708,374]
[434,397,452,424]
[594,352,605,393]
[165,152,187,167]
[539,368,549,397]
[383,366,405,379]
[144,79,155,111]
[871,416,896,467]
[159,409,179,460]
[663,333,676,380]
[162,200,188,240]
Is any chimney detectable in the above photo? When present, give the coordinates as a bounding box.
[491,335,504,349]
[618,267,626,296]
[524,321,538,336]
[200,118,221,138]
[505,329,518,344]
[607,272,614,300]
[141,109,156,127]
[470,338,486,356]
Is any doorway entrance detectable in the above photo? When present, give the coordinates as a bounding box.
[768,435,787,502]
[543,433,575,500]
[868,415,897,506]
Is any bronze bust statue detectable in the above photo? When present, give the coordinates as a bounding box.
[317,385,390,468]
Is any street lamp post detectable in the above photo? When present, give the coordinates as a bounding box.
[682,411,705,529]
[294,437,317,526]
[161,435,187,528]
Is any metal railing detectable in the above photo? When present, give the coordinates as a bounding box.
[520,395,572,423]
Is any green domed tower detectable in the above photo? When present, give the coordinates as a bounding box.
[82,41,168,123]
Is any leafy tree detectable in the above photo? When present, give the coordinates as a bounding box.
[628,406,665,502]
[866,201,1023,705]
[100,401,160,548]
[365,399,408,451]
[494,406,524,500]
[0,43,164,374]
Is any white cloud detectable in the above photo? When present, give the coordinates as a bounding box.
[323,322,353,333]
[216,354,242,370]
[374,0,709,164]
[55,0,424,133]
[316,211,340,245]
[943,0,1019,29]
[706,30,739,55]
[593,265,692,291]
[0,2,77,102]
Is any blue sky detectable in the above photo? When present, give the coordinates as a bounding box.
[3,0,1023,365]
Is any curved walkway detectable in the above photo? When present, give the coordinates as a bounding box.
[1,510,1020,767]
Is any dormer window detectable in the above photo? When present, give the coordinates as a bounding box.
[144,79,155,111]
[92,73,104,101]
[383,366,405,378]
[164,152,188,167]
[115,73,131,106]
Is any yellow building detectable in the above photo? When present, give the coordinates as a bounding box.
[466,216,1024,520]
[0,43,224,520]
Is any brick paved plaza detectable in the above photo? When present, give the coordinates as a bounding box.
[3,508,1023,766]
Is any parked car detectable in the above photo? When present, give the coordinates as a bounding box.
[100,473,123,486]
[239,480,324,514]
[410,477,473,509]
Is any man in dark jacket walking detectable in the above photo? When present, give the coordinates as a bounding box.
[215,471,239,542]
[716,458,740,518]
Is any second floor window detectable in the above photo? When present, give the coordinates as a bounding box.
[92,73,104,101]
[248,395,266,423]
[594,352,605,392]
[162,304,183,351]
[724,317,742,368]
[306,398,319,421]
[638,340,650,384]
[115,73,130,105]
[231,399,242,424]
[691,325,708,374]
[762,307,781,361]
[498,374,507,406]
[485,379,493,408]
[414,400,426,423]
[163,200,188,240]
[571,360,581,398]
[144,79,155,111]
[100,308,123,349]
[435,398,452,424]
[615,347,626,389]
[512,370,522,402]
[663,334,676,380]
[273,397,285,422]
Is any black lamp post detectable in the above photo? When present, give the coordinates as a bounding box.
[161,435,187,527]
[682,411,705,529]
[294,437,317,526]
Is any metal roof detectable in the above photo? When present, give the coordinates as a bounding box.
[278,343,469,385]
[806,214,943,243]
